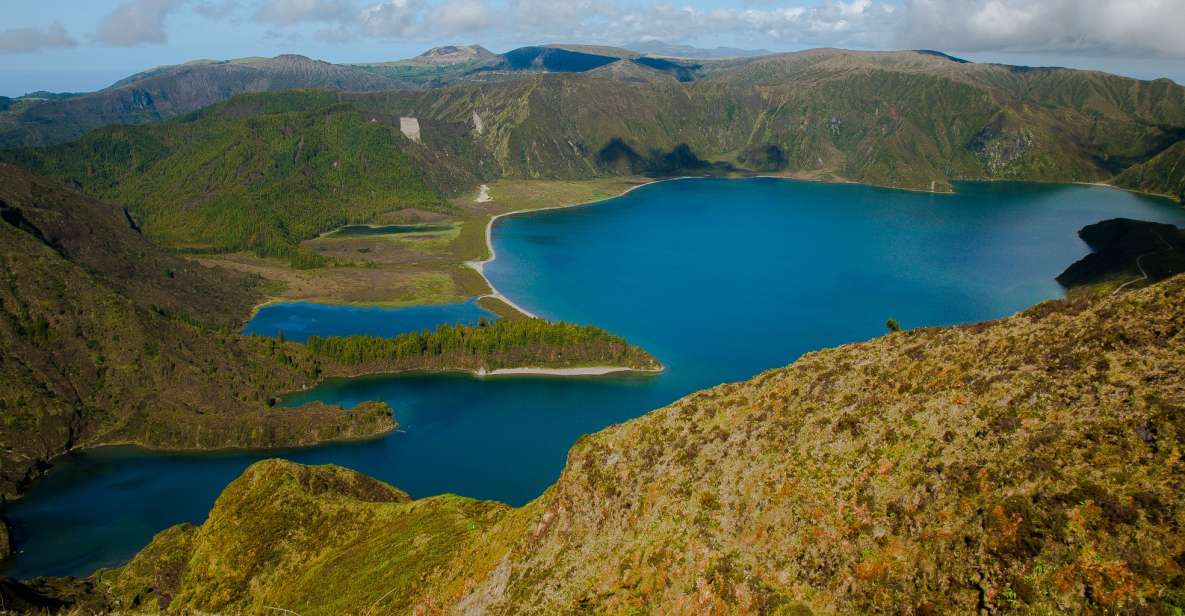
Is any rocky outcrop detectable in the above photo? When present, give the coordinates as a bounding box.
[969,112,1034,174]
[1057,218,1185,288]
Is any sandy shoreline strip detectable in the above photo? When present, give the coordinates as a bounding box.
[477,366,663,377]
[464,176,700,319]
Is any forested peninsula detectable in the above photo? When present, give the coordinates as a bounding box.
[306,319,661,376]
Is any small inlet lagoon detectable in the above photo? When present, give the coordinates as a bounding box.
[322,222,455,238]
[6,178,1185,578]
[243,299,494,342]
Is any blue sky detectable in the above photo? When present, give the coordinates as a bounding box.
[2,0,1184,96]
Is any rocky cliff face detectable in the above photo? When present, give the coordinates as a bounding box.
[33,275,1185,615]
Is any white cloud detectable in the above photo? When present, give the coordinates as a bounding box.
[900,0,1185,57]
[96,0,186,46]
[254,0,354,25]
[0,22,77,53]
[502,0,896,48]
[73,0,1184,58]
[427,0,491,35]
[359,0,424,37]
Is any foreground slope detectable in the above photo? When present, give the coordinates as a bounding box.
[41,275,1185,614]
[0,165,393,498]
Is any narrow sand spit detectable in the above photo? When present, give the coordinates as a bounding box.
[476,366,663,377]
[464,176,700,320]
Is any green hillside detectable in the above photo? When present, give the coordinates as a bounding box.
[0,164,394,499]
[18,274,1185,614]
[4,92,449,263]
[340,50,1185,194]
[1115,139,1185,201]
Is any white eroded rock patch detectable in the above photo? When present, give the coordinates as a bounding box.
[399,117,421,143]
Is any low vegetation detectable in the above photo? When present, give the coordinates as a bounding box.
[307,318,661,374]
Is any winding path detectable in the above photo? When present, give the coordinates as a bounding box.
[1113,232,1175,295]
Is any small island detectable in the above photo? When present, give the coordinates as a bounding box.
[306,318,662,377]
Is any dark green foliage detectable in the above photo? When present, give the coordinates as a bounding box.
[596,139,724,177]
[738,145,788,171]
[3,99,450,258]
[306,319,661,372]
[885,318,902,333]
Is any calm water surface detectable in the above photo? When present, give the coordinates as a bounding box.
[6,178,1185,578]
[326,223,454,237]
[242,299,493,342]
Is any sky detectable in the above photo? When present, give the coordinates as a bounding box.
[2,0,1184,96]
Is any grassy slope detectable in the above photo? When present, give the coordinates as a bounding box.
[1115,140,1185,201]
[58,275,1185,614]
[0,164,394,498]
[2,92,450,262]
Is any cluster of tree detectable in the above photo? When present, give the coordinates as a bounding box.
[306,318,659,373]
[596,138,736,177]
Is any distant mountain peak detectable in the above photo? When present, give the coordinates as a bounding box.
[414,45,494,66]
[267,54,325,66]
[913,49,972,64]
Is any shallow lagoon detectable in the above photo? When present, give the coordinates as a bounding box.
[6,178,1185,578]
[242,299,493,342]
[325,223,454,237]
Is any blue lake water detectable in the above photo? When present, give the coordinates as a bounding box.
[5,178,1185,579]
[242,299,494,342]
[326,223,454,237]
